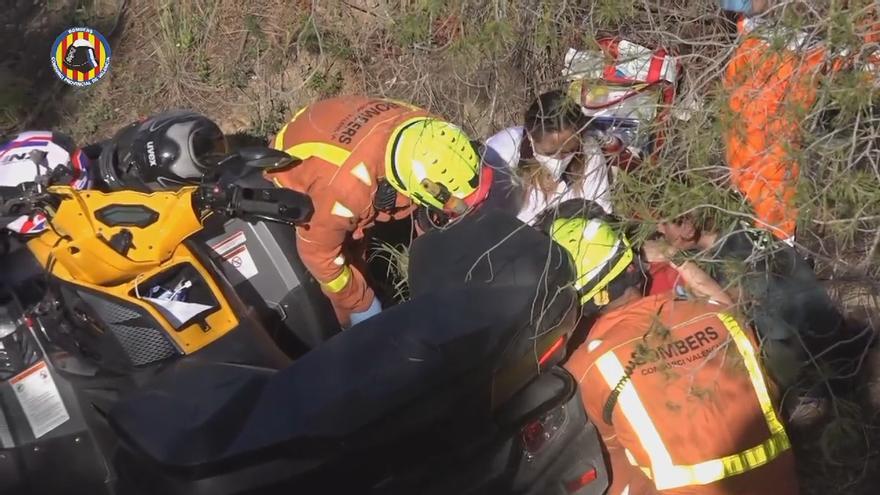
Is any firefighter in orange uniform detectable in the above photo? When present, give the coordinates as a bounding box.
[722,0,880,244]
[268,96,491,327]
[546,211,798,495]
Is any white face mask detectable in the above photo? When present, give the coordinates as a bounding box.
[533,152,575,180]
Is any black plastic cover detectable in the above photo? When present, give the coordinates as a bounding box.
[109,209,579,476]
[409,208,575,297]
[110,285,533,469]
[95,204,159,228]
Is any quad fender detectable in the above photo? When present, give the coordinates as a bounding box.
[194,169,340,353]
[0,288,120,495]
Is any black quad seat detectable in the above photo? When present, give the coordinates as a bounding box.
[109,209,577,472]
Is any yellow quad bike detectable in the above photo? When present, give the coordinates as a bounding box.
[0,150,609,495]
[0,148,315,493]
[10,149,319,371]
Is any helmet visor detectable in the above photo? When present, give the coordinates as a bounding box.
[190,127,228,169]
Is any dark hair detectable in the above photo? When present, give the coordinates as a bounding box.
[524,90,588,140]
[646,174,737,235]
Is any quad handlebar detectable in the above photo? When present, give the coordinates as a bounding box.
[194,183,313,226]
[0,148,314,229]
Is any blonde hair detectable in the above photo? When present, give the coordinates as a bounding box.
[516,154,587,199]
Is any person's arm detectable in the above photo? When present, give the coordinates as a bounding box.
[483,127,523,170]
[293,181,379,327]
[296,224,377,327]
[672,260,734,305]
[579,145,613,213]
[642,240,733,305]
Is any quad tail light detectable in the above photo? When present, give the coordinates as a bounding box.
[520,404,567,460]
[564,467,598,493]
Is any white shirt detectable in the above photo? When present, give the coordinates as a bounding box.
[483,126,612,225]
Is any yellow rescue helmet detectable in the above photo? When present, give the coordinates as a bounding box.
[549,217,634,306]
[385,118,489,213]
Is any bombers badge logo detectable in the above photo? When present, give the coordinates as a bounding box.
[50,27,112,87]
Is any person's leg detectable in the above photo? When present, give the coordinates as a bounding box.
[753,299,836,427]
[759,335,828,428]
[760,336,804,391]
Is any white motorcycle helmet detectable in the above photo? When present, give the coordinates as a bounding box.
[0,130,92,235]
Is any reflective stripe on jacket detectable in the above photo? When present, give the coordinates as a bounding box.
[267,96,429,323]
[566,293,799,494]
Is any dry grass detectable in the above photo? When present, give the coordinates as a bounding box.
[369,240,410,301]
[3,0,880,492]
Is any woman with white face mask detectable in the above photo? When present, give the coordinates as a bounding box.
[483,90,619,225]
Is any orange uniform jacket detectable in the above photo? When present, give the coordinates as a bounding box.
[565,293,798,495]
[723,17,830,240]
[724,14,880,240]
[267,96,430,324]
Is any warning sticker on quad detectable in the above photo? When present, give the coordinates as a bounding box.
[209,231,259,280]
[10,361,70,439]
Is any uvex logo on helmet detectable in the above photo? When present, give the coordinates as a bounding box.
[146,141,158,167]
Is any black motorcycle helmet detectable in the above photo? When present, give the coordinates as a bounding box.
[98,110,228,191]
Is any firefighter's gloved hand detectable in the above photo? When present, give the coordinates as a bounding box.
[349,297,382,327]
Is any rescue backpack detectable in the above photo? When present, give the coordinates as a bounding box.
[563,38,681,162]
